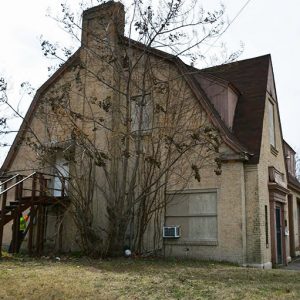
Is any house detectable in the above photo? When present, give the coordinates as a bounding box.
[0,1,299,268]
[284,141,300,258]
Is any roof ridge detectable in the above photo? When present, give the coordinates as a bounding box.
[202,54,271,72]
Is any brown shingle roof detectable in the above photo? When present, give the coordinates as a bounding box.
[202,55,271,163]
[122,37,250,155]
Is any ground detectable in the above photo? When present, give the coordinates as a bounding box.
[1,255,300,300]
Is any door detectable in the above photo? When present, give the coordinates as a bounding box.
[275,206,283,264]
[298,201,300,248]
[288,195,295,257]
[53,154,69,197]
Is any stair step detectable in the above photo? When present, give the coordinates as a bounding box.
[5,205,18,210]
[17,198,29,202]
[0,209,11,214]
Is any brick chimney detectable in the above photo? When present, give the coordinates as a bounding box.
[81,1,125,47]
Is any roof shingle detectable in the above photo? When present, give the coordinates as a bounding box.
[202,55,271,163]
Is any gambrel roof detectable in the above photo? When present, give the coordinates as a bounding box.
[0,38,282,171]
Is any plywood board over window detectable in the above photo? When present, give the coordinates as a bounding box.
[165,189,218,246]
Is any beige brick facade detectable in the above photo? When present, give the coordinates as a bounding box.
[1,2,299,268]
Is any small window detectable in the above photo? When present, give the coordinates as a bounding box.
[291,153,296,176]
[268,100,276,148]
[265,205,269,248]
[131,94,152,133]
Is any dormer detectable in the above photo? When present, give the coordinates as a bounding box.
[195,73,239,130]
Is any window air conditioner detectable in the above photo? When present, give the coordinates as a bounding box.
[163,226,180,238]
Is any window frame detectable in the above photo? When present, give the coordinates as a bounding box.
[165,189,218,246]
[265,205,269,248]
[268,99,276,149]
[131,93,153,134]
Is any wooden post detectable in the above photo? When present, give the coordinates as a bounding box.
[36,174,42,256]
[36,205,42,256]
[15,175,23,201]
[40,205,45,254]
[11,211,20,253]
[0,182,8,257]
[28,174,37,255]
[36,205,46,256]
[58,207,63,253]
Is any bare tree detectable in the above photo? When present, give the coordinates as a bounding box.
[0,0,238,257]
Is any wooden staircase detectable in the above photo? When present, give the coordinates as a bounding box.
[0,172,68,256]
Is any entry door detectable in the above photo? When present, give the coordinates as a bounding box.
[53,154,69,197]
[275,206,283,264]
[298,201,300,247]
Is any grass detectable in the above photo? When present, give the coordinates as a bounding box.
[0,255,300,299]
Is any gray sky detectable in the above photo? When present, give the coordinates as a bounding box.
[0,0,299,164]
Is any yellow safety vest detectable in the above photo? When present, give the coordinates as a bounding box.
[20,216,26,232]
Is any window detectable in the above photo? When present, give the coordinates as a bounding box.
[286,150,296,176]
[166,190,218,245]
[53,152,69,197]
[131,94,152,133]
[268,100,276,148]
[265,205,269,248]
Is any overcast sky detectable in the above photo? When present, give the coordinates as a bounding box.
[0,0,299,164]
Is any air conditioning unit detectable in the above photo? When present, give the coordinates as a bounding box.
[163,226,180,238]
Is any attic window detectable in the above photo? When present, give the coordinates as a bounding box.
[268,100,276,148]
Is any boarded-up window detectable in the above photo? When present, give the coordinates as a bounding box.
[166,190,217,244]
[268,100,276,147]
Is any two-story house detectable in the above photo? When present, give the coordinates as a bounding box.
[0,1,299,268]
[284,141,300,258]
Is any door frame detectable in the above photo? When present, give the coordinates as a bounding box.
[288,194,295,257]
[269,185,288,266]
[275,205,283,264]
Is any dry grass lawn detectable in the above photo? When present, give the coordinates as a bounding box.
[0,255,300,299]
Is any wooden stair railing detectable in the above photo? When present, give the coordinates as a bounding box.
[0,172,68,257]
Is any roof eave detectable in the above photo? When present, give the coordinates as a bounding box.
[0,49,81,173]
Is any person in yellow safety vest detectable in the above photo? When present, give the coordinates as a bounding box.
[19,215,27,232]
[17,214,29,252]
[8,214,29,253]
